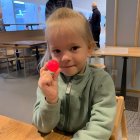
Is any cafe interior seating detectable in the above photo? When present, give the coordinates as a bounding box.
[32,47,46,56]
[31,44,47,62]
[0,45,16,75]
[14,45,37,77]
[0,44,37,77]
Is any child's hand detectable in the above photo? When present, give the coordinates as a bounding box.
[38,62,61,104]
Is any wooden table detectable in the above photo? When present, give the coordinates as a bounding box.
[94,47,140,57]
[93,46,140,98]
[0,115,71,140]
[0,40,47,69]
[1,40,46,46]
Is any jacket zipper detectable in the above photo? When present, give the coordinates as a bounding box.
[63,81,72,131]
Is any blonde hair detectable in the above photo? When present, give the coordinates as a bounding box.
[40,7,96,67]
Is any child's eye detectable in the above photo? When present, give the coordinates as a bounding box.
[52,49,61,54]
[71,46,80,52]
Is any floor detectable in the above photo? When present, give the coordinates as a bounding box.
[0,73,38,123]
[0,71,140,140]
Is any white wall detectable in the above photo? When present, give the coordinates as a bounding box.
[73,0,106,16]
[19,0,106,15]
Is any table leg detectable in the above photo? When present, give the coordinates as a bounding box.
[119,57,128,99]
[15,49,22,70]
[35,46,40,63]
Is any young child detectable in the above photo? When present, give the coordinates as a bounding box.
[32,8,116,140]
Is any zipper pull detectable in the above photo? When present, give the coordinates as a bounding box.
[66,82,72,94]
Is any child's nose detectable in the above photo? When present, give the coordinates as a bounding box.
[61,52,71,61]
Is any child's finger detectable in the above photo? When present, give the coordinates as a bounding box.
[40,62,49,75]
[40,66,46,73]
[38,78,52,88]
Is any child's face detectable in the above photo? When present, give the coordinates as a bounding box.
[47,27,91,76]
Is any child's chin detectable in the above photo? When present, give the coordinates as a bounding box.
[61,70,77,77]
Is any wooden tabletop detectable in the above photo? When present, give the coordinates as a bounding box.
[0,40,47,46]
[44,131,71,140]
[0,44,30,49]
[94,46,140,57]
[0,115,71,140]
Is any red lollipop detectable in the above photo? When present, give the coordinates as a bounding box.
[45,60,59,72]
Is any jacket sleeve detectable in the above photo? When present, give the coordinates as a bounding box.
[71,74,116,140]
[32,87,61,133]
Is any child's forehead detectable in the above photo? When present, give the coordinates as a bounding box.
[46,23,86,47]
[47,23,79,37]
[47,20,84,37]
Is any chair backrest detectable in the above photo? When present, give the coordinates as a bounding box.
[110,96,128,140]
[88,56,106,69]
[0,45,15,73]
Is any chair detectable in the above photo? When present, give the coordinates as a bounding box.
[14,45,37,77]
[0,45,16,76]
[89,63,106,69]
[110,96,128,140]
[31,46,46,62]
[89,55,106,69]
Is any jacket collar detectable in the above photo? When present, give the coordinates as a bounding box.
[59,63,91,83]
[92,7,97,12]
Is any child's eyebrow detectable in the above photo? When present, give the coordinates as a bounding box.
[68,43,80,47]
[49,46,59,49]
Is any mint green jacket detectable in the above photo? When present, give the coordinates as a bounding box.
[32,65,116,140]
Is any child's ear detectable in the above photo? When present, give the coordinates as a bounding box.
[87,40,95,56]
[87,46,93,57]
